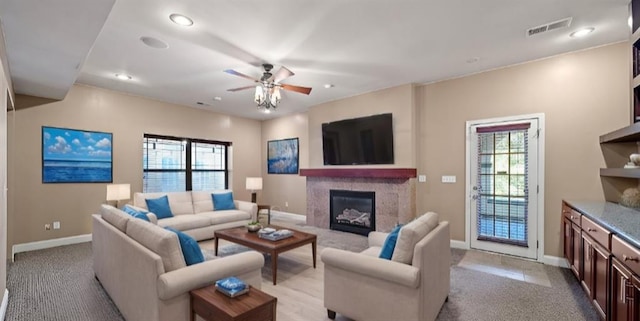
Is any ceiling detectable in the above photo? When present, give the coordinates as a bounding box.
[0,0,632,120]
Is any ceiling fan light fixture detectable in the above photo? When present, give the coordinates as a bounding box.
[169,14,193,27]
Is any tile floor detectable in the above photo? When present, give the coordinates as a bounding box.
[457,249,552,287]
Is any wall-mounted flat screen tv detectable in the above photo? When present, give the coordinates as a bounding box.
[322,113,394,165]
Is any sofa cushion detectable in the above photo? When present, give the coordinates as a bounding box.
[156,214,212,231]
[100,204,130,232]
[379,225,402,260]
[197,210,251,225]
[212,192,236,210]
[145,195,174,219]
[165,227,204,266]
[122,205,151,222]
[191,190,230,213]
[360,246,382,257]
[391,212,439,264]
[134,192,195,215]
[125,218,186,272]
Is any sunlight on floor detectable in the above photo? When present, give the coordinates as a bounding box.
[457,250,551,287]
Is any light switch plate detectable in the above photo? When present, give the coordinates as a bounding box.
[441,175,456,183]
[418,175,426,182]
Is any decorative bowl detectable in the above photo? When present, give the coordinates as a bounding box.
[247,224,262,232]
[631,153,640,166]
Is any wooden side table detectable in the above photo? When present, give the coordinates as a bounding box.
[190,285,276,321]
[257,204,271,225]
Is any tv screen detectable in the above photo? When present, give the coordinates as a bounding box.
[322,113,394,165]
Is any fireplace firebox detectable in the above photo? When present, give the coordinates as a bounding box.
[330,189,375,236]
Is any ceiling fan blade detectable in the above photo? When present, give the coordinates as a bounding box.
[281,84,312,95]
[224,69,259,82]
[227,85,257,92]
[273,66,294,83]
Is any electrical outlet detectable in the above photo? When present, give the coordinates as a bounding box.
[285,201,289,207]
[441,175,457,183]
[44,224,51,230]
[418,175,426,182]
[53,221,60,230]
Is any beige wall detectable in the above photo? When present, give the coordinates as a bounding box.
[7,84,262,249]
[261,113,309,214]
[416,43,629,257]
[308,84,417,168]
[0,20,9,306]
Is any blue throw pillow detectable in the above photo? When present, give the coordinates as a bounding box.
[145,195,174,219]
[212,192,236,211]
[122,205,150,222]
[165,227,204,266]
[379,225,403,260]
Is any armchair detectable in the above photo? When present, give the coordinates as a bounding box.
[321,212,450,321]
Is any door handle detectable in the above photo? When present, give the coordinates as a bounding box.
[472,195,478,200]
[621,276,626,304]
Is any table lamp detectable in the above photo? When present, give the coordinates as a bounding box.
[245,177,262,203]
[106,183,131,208]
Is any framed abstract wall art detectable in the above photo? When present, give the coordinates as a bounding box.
[267,137,299,174]
[42,126,113,183]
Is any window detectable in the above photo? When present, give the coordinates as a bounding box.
[143,134,230,192]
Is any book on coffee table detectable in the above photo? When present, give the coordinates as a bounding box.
[215,276,248,297]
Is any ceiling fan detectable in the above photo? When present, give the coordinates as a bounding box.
[224,63,312,110]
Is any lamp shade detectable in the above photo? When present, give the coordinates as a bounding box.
[245,177,263,191]
[106,184,131,201]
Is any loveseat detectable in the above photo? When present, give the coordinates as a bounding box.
[321,212,450,321]
[129,190,257,241]
[93,204,264,321]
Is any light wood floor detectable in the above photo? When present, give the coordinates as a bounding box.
[200,238,352,321]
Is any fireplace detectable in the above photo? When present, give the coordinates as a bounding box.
[330,189,375,236]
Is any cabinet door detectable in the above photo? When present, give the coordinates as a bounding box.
[563,217,573,263]
[592,240,609,320]
[582,232,593,296]
[612,258,637,321]
[572,223,582,279]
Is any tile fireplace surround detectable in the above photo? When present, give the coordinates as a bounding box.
[300,168,416,232]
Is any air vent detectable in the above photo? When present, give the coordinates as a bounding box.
[527,17,572,37]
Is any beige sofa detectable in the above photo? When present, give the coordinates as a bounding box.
[321,212,450,321]
[93,204,264,321]
[130,190,257,241]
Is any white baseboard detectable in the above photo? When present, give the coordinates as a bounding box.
[0,289,8,321]
[271,210,306,222]
[450,240,469,249]
[12,234,92,262]
[542,255,569,268]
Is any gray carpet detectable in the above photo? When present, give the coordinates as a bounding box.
[5,222,599,321]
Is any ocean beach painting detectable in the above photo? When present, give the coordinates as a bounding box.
[42,126,113,183]
[268,138,299,174]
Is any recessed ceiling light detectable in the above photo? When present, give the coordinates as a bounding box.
[140,36,169,49]
[324,84,334,89]
[115,74,132,80]
[569,27,594,38]
[213,96,222,101]
[169,13,193,27]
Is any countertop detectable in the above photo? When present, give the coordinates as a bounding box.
[565,200,640,249]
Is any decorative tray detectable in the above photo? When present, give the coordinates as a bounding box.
[258,229,294,241]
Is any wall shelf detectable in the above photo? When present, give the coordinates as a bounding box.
[599,122,640,143]
[600,168,640,178]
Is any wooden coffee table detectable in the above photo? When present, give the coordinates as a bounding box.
[190,284,276,321]
[214,225,317,285]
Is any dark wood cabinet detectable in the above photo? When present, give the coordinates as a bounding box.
[562,203,582,279]
[563,201,611,320]
[611,257,640,321]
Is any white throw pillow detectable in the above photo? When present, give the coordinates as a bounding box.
[391,212,439,264]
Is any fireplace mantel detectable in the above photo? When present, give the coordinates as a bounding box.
[299,168,416,179]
